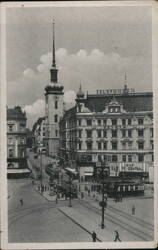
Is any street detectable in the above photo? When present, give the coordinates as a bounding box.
[8,151,154,243]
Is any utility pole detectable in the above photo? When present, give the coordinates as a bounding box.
[101,160,105,229]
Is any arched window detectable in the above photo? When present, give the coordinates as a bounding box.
[54,115,58,123]
[55,100,58,109]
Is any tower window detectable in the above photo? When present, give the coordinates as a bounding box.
[55,130,58,137]
[55,100,58,109]
[54,115,58,123]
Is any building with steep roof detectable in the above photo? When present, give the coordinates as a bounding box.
[59,85,153,183]
[7,106,31,178]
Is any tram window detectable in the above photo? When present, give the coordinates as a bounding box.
[130,185,133,191]
[135,186,138,191]
[133,185,135,191]
[123,186,125,192]
[128,186,130,191]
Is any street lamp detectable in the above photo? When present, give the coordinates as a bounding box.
[98,158,108,229]
[69,175,72,207]
[40,150,43,193]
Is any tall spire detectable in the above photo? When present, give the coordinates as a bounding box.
[50,19,58,83]
[52,19,56,68]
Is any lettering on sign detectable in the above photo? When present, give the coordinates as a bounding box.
[96,88,135,95]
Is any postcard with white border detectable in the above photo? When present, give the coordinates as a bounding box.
[0,1,158,249]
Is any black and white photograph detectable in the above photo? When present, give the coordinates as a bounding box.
[0,1,158,249]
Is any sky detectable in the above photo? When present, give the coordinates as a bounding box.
[6,5,152,128]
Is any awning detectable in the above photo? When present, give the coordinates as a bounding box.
[7,168,31,174]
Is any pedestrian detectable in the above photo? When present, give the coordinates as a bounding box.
[20,198,23,206]
[92,231,97,242]
[132,205,135,215]
[88,189,90,196]
[120,193,123,202]
[114,230,121,242]
[32,180,34,185]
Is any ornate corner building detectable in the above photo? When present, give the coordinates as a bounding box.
[59,85,153,183]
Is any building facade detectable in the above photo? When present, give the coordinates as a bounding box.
[32,117,46,153]
[7,106,31,178]
[44,21,64,157]
[59,85,154,183]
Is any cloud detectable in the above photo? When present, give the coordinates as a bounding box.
[23,68,35,78]
[23,99,45,115]
[7,48,151,128]
[63,90,76,104]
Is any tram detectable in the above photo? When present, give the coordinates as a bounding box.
[107,181,145,197]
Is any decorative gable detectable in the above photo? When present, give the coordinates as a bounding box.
[103,96,126,114]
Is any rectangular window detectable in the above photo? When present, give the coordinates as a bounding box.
[138,129,144,137]
[112,119,117,126]
[103,142,107,150]
[87,155,92,162]
[55,130,58,137]
[103,119,107,126]
[138,154,144,162]
[138,118,143,125]
[8,125,13,132]
[150,128,153,138]
[122,130,126,138]
[55,101,58,109]
[112,130,117,138]
[128,141,132,149]
[122,142,126,149]
[87,130,92,138]
[128,130,132,138]
[78,130,82,138]
[78,142,81,150]
[128,155,132,162]
[112,141,117,150]
[87,119,92,126]
[98,155,102,162]
[103,130,107,138]
[54,115,58,123]
[112,155,117,162]
[138,141,144,149]
[98,142,102,150]
[122,119,126,126]
[128,119,132,125]
[87,142,92,150]
[98,119,101,126]
[122,155,126,162]
[97,130,102,138]
[9,148,14,157]
[78,119,81,126]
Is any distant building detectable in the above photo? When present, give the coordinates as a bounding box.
[44,21,64,157]
[59,85,153,183]
[7,106,31,178]
[26,128,35,148]
[32,117,46,153]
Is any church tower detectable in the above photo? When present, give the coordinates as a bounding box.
[44,20,64,157]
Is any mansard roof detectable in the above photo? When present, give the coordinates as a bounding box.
[85,92,153,113]
[7,106,26,120]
